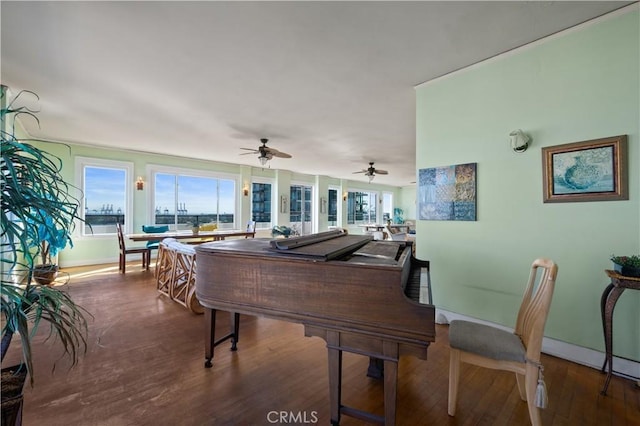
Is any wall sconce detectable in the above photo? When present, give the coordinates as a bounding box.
[136,176,144,191]
[509,129,531,153]
[343,192,348,201]
[243,184,249,197]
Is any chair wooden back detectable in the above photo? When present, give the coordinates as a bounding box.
[514,258,558,363]
[116,222,126,252]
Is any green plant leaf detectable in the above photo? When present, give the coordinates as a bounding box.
[1,85,91,385]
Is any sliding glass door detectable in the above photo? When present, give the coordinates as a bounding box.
[290,184,313,235]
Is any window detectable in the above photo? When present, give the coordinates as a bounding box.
[152,168,237,230]
[290,184,313,235]
[328,188,338,226]
[382,192,393,223]
[346,190,377,225]
[251,181,272,229]
[76,157,132,235]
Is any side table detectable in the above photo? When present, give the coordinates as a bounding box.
[600,269,640,395]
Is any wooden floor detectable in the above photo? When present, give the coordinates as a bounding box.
[4,262,638,426]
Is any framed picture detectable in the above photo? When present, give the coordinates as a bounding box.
[542,135,627,203]
[418,162,477,221]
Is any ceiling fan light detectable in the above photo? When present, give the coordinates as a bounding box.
[368,174,374,183]
[259,156,269,166]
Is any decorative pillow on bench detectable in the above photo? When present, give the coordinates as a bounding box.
[199,223,218,231]
[142,225,169,234]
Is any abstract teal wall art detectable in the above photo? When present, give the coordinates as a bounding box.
[418,163,477,221]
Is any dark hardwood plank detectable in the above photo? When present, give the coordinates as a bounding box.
[3,262,637,425]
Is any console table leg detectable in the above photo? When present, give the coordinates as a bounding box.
[600,283,614,373]
[601,286,625,395]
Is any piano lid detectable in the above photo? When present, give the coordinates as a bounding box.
[196,230,408,264]
[269,230,373,260]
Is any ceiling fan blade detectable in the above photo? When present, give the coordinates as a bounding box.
[242,139,292,163]
[265,147,292,159]
[375,169,389,175]
[240,152,257,156]
[352,170,366,174]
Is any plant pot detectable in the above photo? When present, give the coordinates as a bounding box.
[1,364,27,426]
[191,227,199,235]
[613,263,640,278]
[33,264,59,285]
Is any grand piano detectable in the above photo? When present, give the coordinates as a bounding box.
[195,230,435,425]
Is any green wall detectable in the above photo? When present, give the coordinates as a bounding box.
[416,10,639,359]
[399,185,417,221]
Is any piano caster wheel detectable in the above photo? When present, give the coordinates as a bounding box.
[204,359,213,368]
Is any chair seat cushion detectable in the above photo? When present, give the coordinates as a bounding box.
[449,320,525,363]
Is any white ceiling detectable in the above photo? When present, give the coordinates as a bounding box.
[1,1,633,186]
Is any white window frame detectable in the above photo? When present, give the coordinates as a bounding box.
[251,177,275,230]
[146,164,240,229]
[382,191,393,223]
[328,185,341,227]
[290,181,315,235]
[346,188,380,225]
[75,157,134,236]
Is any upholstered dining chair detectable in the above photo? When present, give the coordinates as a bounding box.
[116,223,150,273]
[447,258,558,426]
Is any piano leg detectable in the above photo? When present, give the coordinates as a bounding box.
[204,307,216,368]
[305,325,403,425]
[327,331,343,426]
[230,312,240,351]
[383,342,399,426]
[203,308,241,368]
[366,357,384,379]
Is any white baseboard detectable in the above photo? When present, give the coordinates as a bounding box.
[436,308,640,380]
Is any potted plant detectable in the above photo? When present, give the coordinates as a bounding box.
[29,212,73,285]
[1,86,90,425]
[190,218,200,235]
[610,254,640,278]
[392,207,404,224]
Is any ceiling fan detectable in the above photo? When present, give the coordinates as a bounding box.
[353,162,388,182]
[240,138,292,167]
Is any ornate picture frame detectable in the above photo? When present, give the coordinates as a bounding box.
[542,135,628,203]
